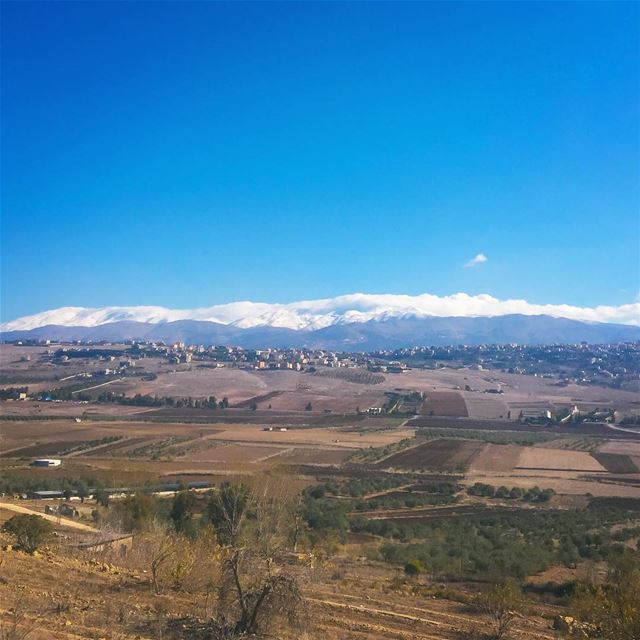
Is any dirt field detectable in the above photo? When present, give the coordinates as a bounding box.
[377,367,640,414]
[381,438,484,472]
[201,424,414,449]
[516,448,606,472]
[1,440,91,458]
[185,443,288,463]
[593,453,640,474]
[112,368,389,413]
[359,504,526,524]
[421,391,468,417]
[4,361,640,424]
[267,447,351,465]
[599,440,640,456]
[467,444,523,472]
[461,393,510,419]
[0,416,413,481]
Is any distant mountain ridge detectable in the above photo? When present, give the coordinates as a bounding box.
[2,315,639,349]
[3,293,639,332]
[2,293,638,348]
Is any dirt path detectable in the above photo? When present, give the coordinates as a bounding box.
[69,378,124,394]
[363,483,415,499]
[0,502,99,533]
[308,597,450,639]
[252,447,293,463]
[310,593,556,640]
[375,438,425,464]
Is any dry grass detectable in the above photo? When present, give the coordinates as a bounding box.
[468,444,523,473]
[0,532,559,640]
[516,448,606,472]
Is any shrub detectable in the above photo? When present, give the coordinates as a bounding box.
[2,514,53,553]
[170,491,197,533]
[112,492,157,532]
[479,581,521,639]
[404,559,424,576]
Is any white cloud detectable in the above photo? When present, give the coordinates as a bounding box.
[2,292,639,331]
[464,253,488,268]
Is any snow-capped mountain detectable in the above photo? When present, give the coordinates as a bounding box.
[2,292,639,332]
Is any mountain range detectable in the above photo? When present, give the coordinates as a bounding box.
[2,293,639,349]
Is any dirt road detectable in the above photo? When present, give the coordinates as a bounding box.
[0,502,99,533]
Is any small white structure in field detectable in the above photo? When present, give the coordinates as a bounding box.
[32,458,62,468]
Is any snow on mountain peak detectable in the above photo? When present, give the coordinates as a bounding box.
[2,292,639,332]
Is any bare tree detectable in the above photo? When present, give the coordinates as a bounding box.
[146,525,213,595]
[149,531,176,595]
[478,581,521,640]
[207,481,307,637]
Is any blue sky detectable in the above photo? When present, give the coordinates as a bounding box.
[2,1,639,321]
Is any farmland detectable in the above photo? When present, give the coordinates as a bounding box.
[380,438,486,472]
[2,345,640,639]
[420,391,469,417]
[515,448,606,472]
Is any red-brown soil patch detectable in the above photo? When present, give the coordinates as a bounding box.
[421,392,469,417]
[380,438,484,472]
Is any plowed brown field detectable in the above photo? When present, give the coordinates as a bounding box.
[381,438,484,472]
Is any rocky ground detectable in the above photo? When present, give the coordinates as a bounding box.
[0,535,567,640]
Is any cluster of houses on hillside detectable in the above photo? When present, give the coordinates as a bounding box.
[31,341,391,373]
[372,342,640,390]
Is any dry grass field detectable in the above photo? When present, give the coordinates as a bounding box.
[599,440,640,456]
[467,443,523,472]
[461,393,510,419]
[380,367,640,414]
[200,423,414,449]
[0,415,414,485]
[4,360,639,423]
[516,448,606,472]
[186,443,289,463]
[118,368,390,413]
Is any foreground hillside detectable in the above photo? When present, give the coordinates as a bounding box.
[0,526,567,640]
